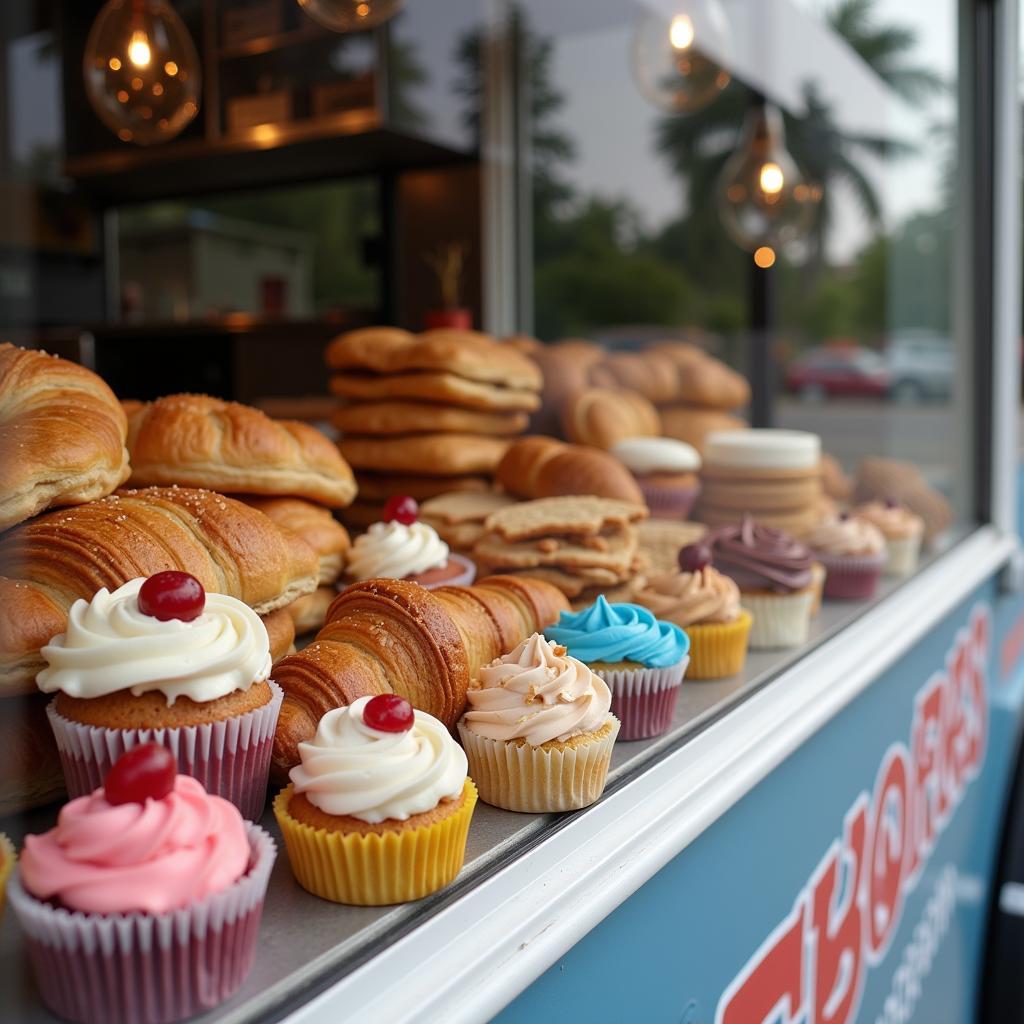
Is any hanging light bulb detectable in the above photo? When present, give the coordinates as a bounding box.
[717,103,818,252]
[83,0,200,146]
[632,0,732,114]
[296,0,404,33]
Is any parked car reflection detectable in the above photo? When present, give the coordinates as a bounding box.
[785,344,890,400]
[884,330,953,402]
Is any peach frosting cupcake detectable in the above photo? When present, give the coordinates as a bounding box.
[457,633,620,812]
[803,514,887,600]
[853,500,925,577]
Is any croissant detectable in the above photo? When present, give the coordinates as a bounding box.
[0,486,319,695]
[271,574,568,779]
[0,343,131,532]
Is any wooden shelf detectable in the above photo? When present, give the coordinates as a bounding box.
[217,24,328,60]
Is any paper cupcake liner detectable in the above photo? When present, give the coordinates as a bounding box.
[809,562,826,618]
[819,552,886,600]
[457,718,620,812]
[47,682,283,822]
[685,611,752,680]
[8,822,275,1024]
[638,482,701,520]
[274,780,477,906]
[417,553,478,590]
[740,589,814,649]
[0,832,14,921]
[884,535,922,577]
[599,661,688,740]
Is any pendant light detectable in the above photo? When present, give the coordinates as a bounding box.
[296,0,404,33]
[632,0,732,114]
[83,0,201,146]
[717,102,818,253]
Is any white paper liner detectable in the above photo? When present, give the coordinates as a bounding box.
[598,659,689,740]
[8,823,275,1024]
[457,717,620,813]
[46,681,283,821]
[740,589,814,649]
[884,534,922,577]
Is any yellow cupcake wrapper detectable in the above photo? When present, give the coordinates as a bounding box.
[273,780,477,906]
[809,562,826,617]
[457,718,620,813]
[684,610,753,680]
[0,832,15,921]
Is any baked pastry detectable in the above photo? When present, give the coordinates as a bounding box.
[337,433,510,476]
[0,692,65,814]
[125,394,357,507]
[0,831,12,920]
[660,407,747,451]
[329,371,541,412]
[0,486,319,695]
[482,494,646,542]
[0,343,130,532]
[420,490,517,551]
[636,519,707,576]
[821,452,854,502]
[527,339,605,435]
[854,457,952,542]
[331,400,528,436]
[590,351,680,405]
[275,695,476,905]
[562,386,661,449]
[270,575,568,777]
[649,342,751,409]
[803,515,887,600]
[39,572,283,819]
[612,437,702,518]
[284,586,336,635]
[853,500,925,577]
[457,633,619,811]
[263,606,297,662]
[10,745,275,1024]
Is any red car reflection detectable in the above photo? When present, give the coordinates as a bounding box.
[785,346,890,399]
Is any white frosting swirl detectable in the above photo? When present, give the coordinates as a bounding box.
[611,437,701,475]
[37,578,271,704]
[346,520,450,580]
[289,697,467,823]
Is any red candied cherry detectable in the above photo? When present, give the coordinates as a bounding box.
[678,542,712,574]
[104,743,177,806]
[383,495,419,526]
[363,694,415,733]
[884,497,901,509]
[138,571,205,622]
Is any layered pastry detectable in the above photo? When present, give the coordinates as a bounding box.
[853,500,925,577]
[458,634,619,810]
[546,597,689,740]
[37,571,283,819]
[0,832,13,920]
[708,517,816,649]
[635,542,752,680]
[275,695,477,905]
[611,437,702,519]
[345,495,475,589]
[804,514,887,600]
[8,744,275,1024]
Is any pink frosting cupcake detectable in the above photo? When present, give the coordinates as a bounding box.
[803,515,887,600]
[853,500,925,577]
[8,744,275,1024]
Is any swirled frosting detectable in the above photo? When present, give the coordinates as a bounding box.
[461,633,612,746]
[346,521,450,580]
[19,776,249,915]
[853,501,924,540]
[636,567,742,627]
[289,697,466,823]
[804,516,886,557]
[546,596,689,667]
[37,578,271,704]
[708,517,813,593]
[611,437,701,475]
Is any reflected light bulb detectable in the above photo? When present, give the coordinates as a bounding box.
[633,1,732,115]
[84,0,200,146]
[297,0,404,33]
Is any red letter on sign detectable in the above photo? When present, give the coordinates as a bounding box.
[811,799,868,1024]
[866,746,910,960]
[907,674,944,880]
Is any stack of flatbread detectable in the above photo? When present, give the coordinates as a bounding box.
[472,496,648,609]
[326,327,542,528]
[419,490,517,552]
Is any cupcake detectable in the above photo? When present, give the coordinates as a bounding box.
[546,596,689,740]
[635,542,752,680]
[707,517,815,649]
[7,744,275,1024]
[345,495,475,589]
[853,500,925,577]
[0,832,13,920]
[457,633,620,809]
[611,437,702,518]
[38,571,282,820]
[275,695,476,905]
[803,514,887,600]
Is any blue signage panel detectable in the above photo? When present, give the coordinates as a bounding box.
[497,579,1024,1024]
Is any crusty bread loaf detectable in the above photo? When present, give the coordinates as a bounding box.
[0,343,131,532]
[126,394,357,507]
[589,351,681,405]
[562,387,661,449]
[0,486,319,695]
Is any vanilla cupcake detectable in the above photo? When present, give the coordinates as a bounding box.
[611,437,702,518]
[636,542,752,680]
[346,495,475,589]
[458,634,619,811]
[37,571,282,819]
[275,695,476,905]
[804,514,887,600]
[853,500,925,577]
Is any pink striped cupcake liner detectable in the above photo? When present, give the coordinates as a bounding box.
[46,681,283,821]
[638,482,701,520]
[819,551,887,600]
[8,822,275,1024]
[598,658,689,740]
